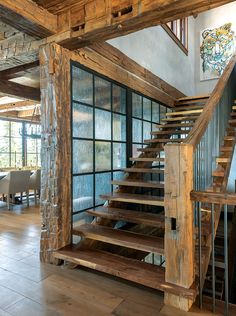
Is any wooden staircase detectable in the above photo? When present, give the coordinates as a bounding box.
[54,95,211,301]
[54,94,236,310]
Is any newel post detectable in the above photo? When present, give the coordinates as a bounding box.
[39,43,72,263]
[164,143,195,311]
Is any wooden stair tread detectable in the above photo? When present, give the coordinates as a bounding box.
[151,130,190,135]
[161,116,199,122]
[86,206,165,227]
[73,224,165,254]
[220,146,233,152]
[156,123,194,128]
[212,170,225,177]
[112,179,165,189]
[123,168,164,174]
[172,104,204,111]
[176,94,209,102]
[54,246,196,299]
[144,138,183,144]
[166,109,203,116]
[224,136,235,141]
[129,157,165,162]
[232,105,236,110]
[216,157,230,163]
[100,192,164,206]
[102,191,165,205]
[137,147,163,152]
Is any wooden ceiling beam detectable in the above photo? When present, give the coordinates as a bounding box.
[0,80,40,101]
[0,0,58,38]
[54,0,234,49]
[0,100,37,112]
[0,61,39,80]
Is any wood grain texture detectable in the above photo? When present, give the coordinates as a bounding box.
[0,0,58,38]
[0,80,40,101]
[164,143,194,311]
[190,191,236,206]
[73,224,165,254]
[39,43,71,263]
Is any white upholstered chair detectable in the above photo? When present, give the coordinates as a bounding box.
[0,170,31,210]
[29,169,41,205]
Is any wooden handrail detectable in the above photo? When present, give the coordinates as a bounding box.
[191,190,236,205]
[184,53,236,149]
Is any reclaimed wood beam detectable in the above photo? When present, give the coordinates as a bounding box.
[0,100,37,112]
[0,0,58,38]
[0,80,40,101]
[0,61,39,80]
[55,0,234,49]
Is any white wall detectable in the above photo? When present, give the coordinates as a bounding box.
[195,2,236,95]
[109,17,196,96]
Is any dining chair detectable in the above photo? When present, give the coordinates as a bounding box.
[0,170,31,210]
[29,169,41,205]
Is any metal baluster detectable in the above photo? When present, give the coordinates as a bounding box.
[198,201,203,309]
[224,204,229,316]
[212,204,215,313]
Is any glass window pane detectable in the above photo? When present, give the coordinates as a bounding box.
[95,141,111,171]
[132,144,140,158]
[160,105,167,121]
[113,85,126,114]
[95,109,111,140]
[132,118,142,143]
[0,121,10,137]
[11,153,22,168]
[0,153,10,168]
[0,136,9,153]
[113,114,126,142]
[73,140,93,174]
[132,93,142,118]
[152,102,160,123]
[95,172,111,205]
[73,103,93,139]
[95,76,111,110]
[143,121,151,141]
[11,122,22,137]
[72,67,93,105]
[113,143,126,169]
[143,98,151,121]
[73,175,93,212]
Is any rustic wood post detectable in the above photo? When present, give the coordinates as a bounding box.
[39,43,71,263]
[164,143,195,311]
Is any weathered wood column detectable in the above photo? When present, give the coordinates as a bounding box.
[39,43,71,263]
[164,143,195,311]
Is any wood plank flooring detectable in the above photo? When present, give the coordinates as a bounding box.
[0,202,236,315]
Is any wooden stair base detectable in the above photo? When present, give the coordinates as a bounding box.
[100,192,164,206]
[112,179,165,189]
[129,157,165,162]
[86,207,165,227]
[54,246,196,300]
[137,147,163,153]
[73,224,165,254]
[156,123,194,128]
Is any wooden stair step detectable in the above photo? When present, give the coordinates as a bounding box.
[151,130,190,136]
[112,179,165,189]
[175,94,209,105]
[216,157,230,164]
[172,104,204,112]
[129,157,165,162]
[54,246,196,300]
[161,116,199,122]
[156,123,194,128]
[220,146,233,152]
[86,207,165,227]
[137,147,163,153]
[212,170,225,177]
[229,119,236,126]
[231,112,236,117]
[224,136,235,141]
[232,105,236,110]
[73,224,165,254]
[123,168,164,174]
[144,138,183,144]
[166,109,203,116]
[100,192,164,206]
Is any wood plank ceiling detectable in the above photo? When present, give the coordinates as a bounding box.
[32,0,84,13]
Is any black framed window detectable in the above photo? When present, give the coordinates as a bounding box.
[71,63,171,222]
[72,65,127,220]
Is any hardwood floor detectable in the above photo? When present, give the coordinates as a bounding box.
[0,201,235,315]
